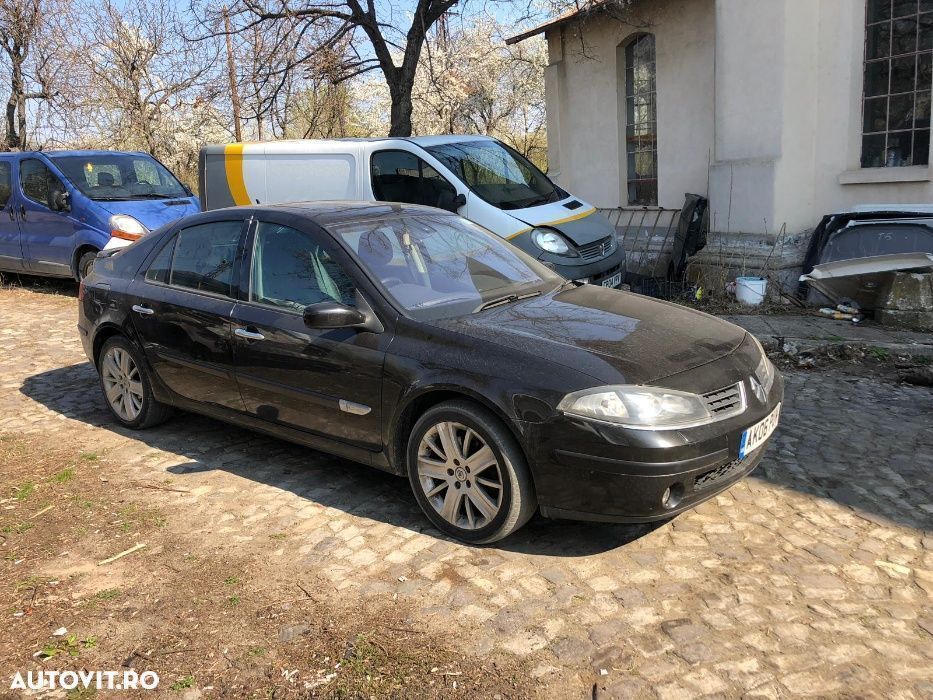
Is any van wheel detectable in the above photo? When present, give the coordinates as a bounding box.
[98,336,173,429]
[407,400,536,544]
[77,251,98,281]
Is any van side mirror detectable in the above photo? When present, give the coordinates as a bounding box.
[303,301,366,329]
[437,191,466,213]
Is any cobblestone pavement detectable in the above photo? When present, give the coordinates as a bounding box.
[2,284,932,698]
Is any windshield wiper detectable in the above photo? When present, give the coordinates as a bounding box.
[473,290,541,313]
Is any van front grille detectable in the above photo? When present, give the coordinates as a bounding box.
[577,236,615,261]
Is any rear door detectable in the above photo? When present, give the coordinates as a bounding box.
[17,157,76,275]
[230,215,386,450]
[0,157,25,272]
[127,216,248,411]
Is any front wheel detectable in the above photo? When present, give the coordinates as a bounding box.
[98,336,172,429]
[407,400,536,544]
[77,251,98,281]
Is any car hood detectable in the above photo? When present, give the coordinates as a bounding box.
[429,285,748,386]
[509,198,615,246]
[94,197,201,231]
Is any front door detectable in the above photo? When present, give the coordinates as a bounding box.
[128,218,247,411]
[17,157,76,275]
[0,158,25,272]
[231,218,386,451]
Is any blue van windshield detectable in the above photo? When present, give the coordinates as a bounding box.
[50,153,188,201]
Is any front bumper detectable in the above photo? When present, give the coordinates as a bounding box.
[526,372,784,523]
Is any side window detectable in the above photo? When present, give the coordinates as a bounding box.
[249,222,356,311]
[0,161,11,208]
[371,150,456,209]
[170,221,242,296]
[145,234,177,284]
[371,151,421,204]
[20,159,65,210]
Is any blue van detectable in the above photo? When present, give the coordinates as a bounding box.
[0,150,200,281]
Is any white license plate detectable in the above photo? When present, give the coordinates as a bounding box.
[739,403,781,459]
[601,272,622,288]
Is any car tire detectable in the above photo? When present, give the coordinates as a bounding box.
[98,336,172,429]
[406,400,536,544]
[77,251,98,281]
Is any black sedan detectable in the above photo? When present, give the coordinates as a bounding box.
[78,202,783,543]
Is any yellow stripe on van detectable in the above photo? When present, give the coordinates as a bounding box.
[505,207,597,240]
[224,143,251,206]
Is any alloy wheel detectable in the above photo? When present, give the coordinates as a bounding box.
[101,346,144,422]
[416,421,504,530]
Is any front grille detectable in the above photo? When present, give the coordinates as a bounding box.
[701,382,746,421]
[577,236,614,260]
[694,458,743,491]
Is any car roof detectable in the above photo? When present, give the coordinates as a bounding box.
[234,200,458,227]
[5,150,150,158]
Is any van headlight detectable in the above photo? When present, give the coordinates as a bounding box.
[557,385,712,429]
[531,228,578,257]
[109,214,148,242]
[749,334,775,394]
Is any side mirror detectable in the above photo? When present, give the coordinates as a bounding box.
[303,301,366,329]
[52,189,70,213]
[438,191,466,213]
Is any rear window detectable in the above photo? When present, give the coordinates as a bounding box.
[154,221,242,296]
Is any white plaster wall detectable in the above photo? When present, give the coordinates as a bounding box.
[545,0,715,209]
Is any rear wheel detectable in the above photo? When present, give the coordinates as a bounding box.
[98,336,172,429]
[77,250,98,281]
[407,400,536,543]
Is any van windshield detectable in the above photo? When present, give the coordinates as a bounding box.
[426,140,565,211]
[50,154,188,201]
[330,212,562,321]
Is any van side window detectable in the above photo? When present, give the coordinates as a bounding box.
[371,150,457,210]
[0,161,11,208]
[20,159,66,210]
[169,221,242,297]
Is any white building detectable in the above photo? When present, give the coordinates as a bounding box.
[508,0,933,284]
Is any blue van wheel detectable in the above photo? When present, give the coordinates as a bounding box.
[77,251,98,281]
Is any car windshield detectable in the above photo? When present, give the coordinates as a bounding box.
[50,153,188,201]
[330,213,563,320]
[426,140,564,210]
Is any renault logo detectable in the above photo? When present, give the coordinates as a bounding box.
[749,376,766,404]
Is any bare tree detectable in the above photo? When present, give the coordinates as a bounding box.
[0,0,64,150]
[78,0,226,183]
[203,0,526,137]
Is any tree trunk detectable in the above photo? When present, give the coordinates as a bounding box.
[4,51,24,150]
[388,90,413,137]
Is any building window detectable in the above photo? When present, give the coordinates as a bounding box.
[862,0,933,168]
[625,34,658,205]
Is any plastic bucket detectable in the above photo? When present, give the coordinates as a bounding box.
[735,276,767,306]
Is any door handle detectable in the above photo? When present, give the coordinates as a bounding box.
[132,304,155,316]
[234,327,264,341]
[19,205,25,221]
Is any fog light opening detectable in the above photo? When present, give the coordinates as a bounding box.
[662,483,684,509]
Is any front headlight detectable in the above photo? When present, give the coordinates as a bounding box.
[531,228,577,257]
[109,214,148,242]
[557,385,712,430]
[749,334,775,394]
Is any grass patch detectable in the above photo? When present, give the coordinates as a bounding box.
[80,452,99,462]
[53,468,74,484]
[169,676,194,691]
[2,522,34,535]
[14,482,34,501]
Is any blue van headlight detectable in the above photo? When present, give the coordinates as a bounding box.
[109,214,149,242]
[531,228,578,257]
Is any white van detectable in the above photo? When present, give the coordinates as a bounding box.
[198,136,625,286]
